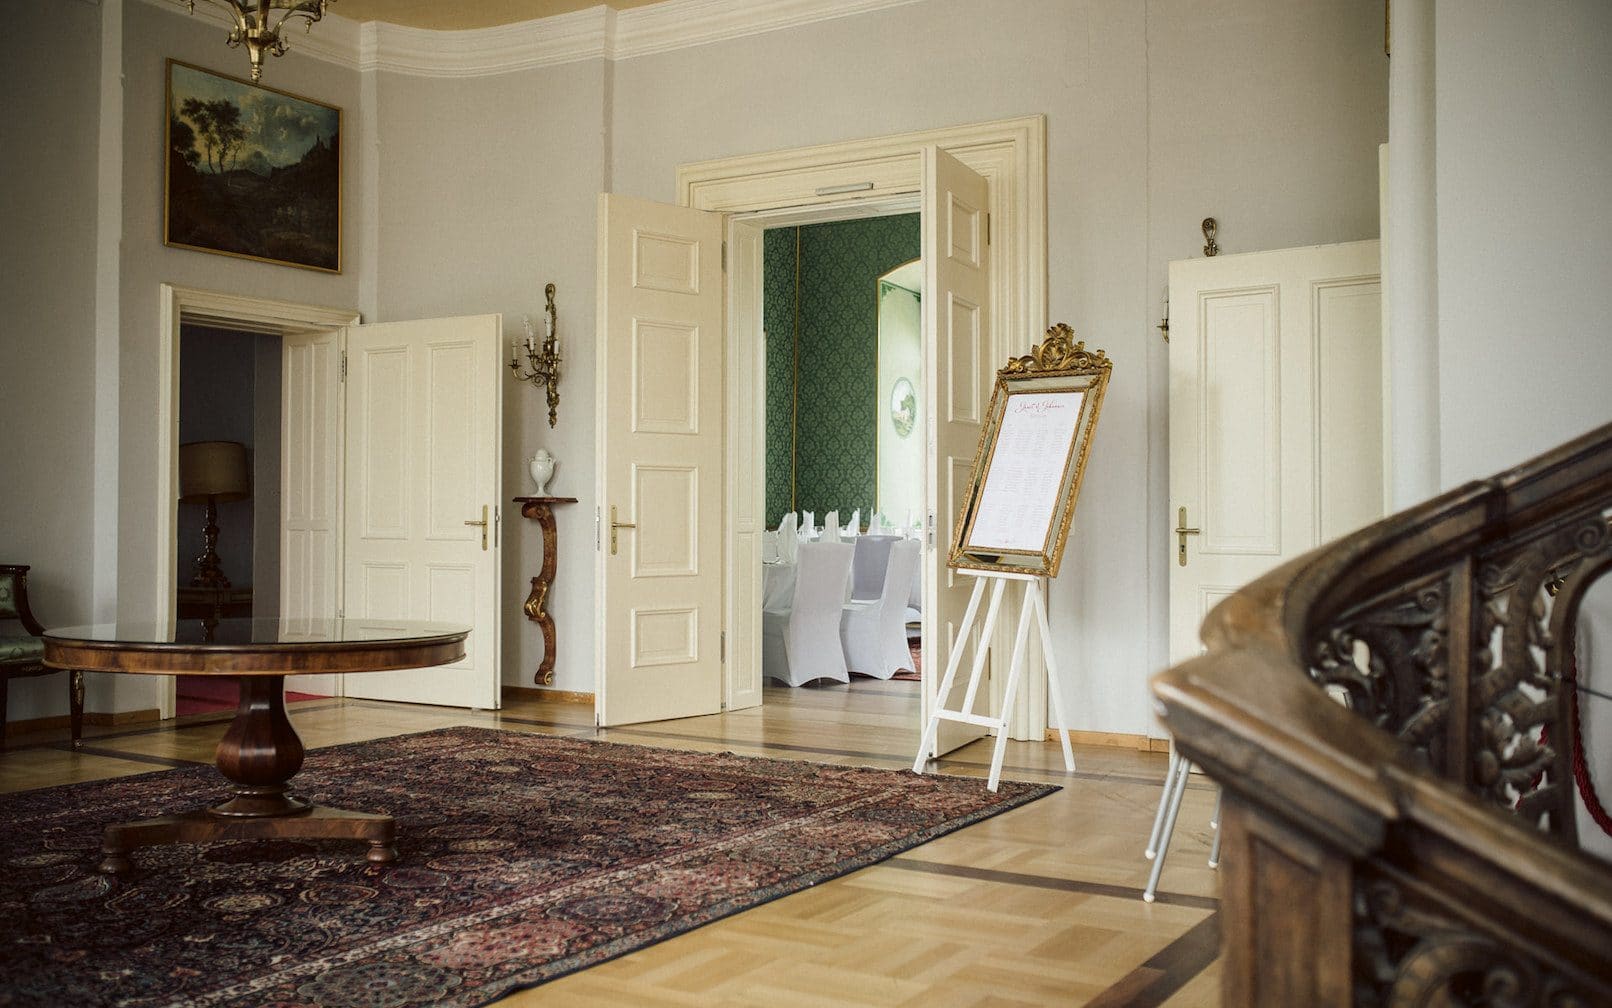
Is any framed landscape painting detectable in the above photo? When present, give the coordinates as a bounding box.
[165,59,341,273]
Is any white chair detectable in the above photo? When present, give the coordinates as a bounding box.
[850,535,900,602]
[840,540,921,680]
[1142,750,1222,902]
[778,513,800,564]
[763,541,854,687]
[820,510,842,544]
[842,509,861,538]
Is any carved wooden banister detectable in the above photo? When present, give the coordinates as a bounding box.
[1153,422,1612,1007]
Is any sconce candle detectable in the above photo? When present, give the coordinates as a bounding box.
[510,282,563,428]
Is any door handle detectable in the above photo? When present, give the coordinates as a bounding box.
[610,505,636,556]
[1175,506,1201,567]
[464,504,489,551]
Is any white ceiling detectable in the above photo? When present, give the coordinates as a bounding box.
[331,0,669,31]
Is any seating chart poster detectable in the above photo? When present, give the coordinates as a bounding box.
[964,391,1085,553]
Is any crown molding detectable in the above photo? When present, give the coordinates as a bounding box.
[355,8,608,77]
[139,0,925,78]
[607,0,923,61]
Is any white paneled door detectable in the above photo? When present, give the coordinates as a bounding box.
[1168,241,1383,665]
[341,315,503,709]
[922,146,993,758]
[596,193,725,727]
[280,328,344,697]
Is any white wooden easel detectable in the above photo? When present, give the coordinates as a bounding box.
[913,568,1075,791]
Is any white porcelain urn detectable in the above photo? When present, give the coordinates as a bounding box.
[528,449,556,497]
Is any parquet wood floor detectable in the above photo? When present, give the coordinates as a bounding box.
[0,679,1221,1006]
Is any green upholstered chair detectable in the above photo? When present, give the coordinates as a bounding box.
[0,564,82,750]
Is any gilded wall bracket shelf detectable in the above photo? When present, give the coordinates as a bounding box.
[514,496,578,685]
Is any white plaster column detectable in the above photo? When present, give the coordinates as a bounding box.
[1384,0,1440,508]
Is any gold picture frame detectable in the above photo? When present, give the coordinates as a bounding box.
[948,324,1113,578]
[164,59,342,273]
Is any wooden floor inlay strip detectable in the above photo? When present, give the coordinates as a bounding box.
[885,857,1221,910]
[1083,912,1222,1008]
[52,744,208,770]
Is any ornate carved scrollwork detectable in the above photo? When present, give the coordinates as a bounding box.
[1310,575,1452,772]
[1470,517,1611,832]
[998,323,1112,377]
[1353,871,1597,1008]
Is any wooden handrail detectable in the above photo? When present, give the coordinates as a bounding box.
[1153,422,1612,1006]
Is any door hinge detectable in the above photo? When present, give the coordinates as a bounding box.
[720,631,726,663]
[594,507,601,551]
[493,505,501,548]
[927,511,936,549]
[984,212,991,246]
[336,607,345,619]
[720,241,727,272]
[339,350,348,383]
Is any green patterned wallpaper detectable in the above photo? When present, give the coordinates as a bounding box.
[763,228,798,526]
[763,214,920,528]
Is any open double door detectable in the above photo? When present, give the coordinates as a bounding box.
[278,315,503,710]
[595,146,995,758]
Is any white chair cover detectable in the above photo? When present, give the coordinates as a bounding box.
[777,513,799,564]
[762,557,797,613]
[850,534,900,602]
[820,510,841,544]
[762,541,855,687]
[840,539,921,679]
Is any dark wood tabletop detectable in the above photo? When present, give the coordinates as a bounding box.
[42,619,469,874]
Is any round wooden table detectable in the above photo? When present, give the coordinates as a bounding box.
[43,618,469,874]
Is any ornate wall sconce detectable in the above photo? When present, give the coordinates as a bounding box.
[510,283,562,427]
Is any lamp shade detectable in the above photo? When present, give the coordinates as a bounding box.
[179,441,250,503]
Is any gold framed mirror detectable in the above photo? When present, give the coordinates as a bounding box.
[948,324,1113,577]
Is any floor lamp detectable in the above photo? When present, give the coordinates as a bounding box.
[180,441,250,589]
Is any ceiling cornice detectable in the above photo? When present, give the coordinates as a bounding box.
[606,0,922,61]
[140,0,924,78]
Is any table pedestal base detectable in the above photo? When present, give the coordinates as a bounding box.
[98,805,397,874]
[97,673,397,874]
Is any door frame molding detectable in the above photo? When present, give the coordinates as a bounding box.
[677,114,1049,739]
[153,284,360,718]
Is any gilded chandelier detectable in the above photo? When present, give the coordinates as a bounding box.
[181,1,333,83]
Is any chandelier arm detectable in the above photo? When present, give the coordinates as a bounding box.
[269,1,328,36]
[190,0,251,33]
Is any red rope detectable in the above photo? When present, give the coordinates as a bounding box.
[1567,652,1612,837]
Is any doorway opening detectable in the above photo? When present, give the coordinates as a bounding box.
[171,322,329,715]
[758,212,926,717]
[152,285,360,720]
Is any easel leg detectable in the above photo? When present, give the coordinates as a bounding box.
[956,578,1009,718]
[985,581,1038,791]
[1031,581,1076,772]
[913,577,988,774]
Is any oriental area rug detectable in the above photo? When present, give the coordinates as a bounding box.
[1,726,1054,1008]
